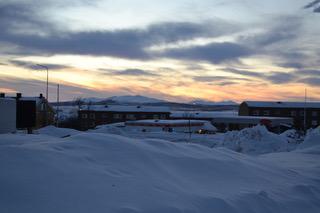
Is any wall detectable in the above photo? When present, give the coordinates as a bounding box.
[0,98,16,134]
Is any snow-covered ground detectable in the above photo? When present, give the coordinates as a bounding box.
[1,127,320,213]
[90,124,302,155]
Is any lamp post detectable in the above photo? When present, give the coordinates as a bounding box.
[36,64,49,101]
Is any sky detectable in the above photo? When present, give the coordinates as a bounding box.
[0,0,320,102]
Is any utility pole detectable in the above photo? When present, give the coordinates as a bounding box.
[56,84,60,127]
[304,88,307,134]
[36,64,49,101]
[36,64,49,126]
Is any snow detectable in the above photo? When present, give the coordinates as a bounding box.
[36,125,81,138]
[1,131,320,213]
[171,110,237,118]
[107,95,164,103]
[81,105,170,112]
[219,125,297,154]
[189,100,238,106]
[299,127,320,149]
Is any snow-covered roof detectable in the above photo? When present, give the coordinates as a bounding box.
[125,119,217,131]
[243,101,320,109]
[80,105,171,113]
[126,119,209,126]
[170,111,237,118]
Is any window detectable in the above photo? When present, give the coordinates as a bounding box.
[113,114,123,119]
[275,110,281,115]
[253,110,259,116]
[160,114,167,119]
[312,120,318,126]
[126,114,136,120]
[299,111,305,116]
[153,114,160,119]
[90,113,95,119]
[102,113,108,118]
[312,111,318,117]
[263,110,270,116]
[291,111,297,116]
[81,113,88,119]
[140,114,147,119]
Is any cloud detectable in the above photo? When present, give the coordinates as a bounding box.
[161,42,253,64]
[298,77,320,86]
[264,72,298,84]
[221,68,264,78]
[9,60,71,70]
[193,75,248,82]
[304,0,320,13]
[100,68,159,77]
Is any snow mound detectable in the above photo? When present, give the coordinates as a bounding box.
[1,133,320,213]
[220,125,293,154]
[37,125,81,138]
[299,127,320,149]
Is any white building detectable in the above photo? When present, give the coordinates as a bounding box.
[0,98,16,134]
[125,120,217,133]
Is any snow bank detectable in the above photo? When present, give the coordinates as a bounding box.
[220,125,295,154]
[1,133,320,213]
[37,125,81,138]
[299,127,320,149]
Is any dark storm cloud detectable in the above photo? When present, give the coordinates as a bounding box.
[9,60,71,70]
[304,0,320,13]
[100,68,159,77]
[161,42,254,64]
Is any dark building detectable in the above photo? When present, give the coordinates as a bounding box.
[239,101,320,129]
[1,93,55,130]
[78,105,171,130]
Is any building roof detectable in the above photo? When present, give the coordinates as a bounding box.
[243,101,320,109]
[170,110,237,119]
[212,115,293,126]
[80,105,171,113]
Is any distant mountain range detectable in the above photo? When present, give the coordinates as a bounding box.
[82,95,164,104]
[188,100,238,106]
[55,95,239,111]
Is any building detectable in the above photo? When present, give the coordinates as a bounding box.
[170,110,293,132]
[0,97,16,134]
[125,119,217,133]
[211,115,293,133]
[239,101,320,129]
[79,105,171,130]
[0,93,55,131]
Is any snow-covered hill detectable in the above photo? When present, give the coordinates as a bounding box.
[107,95,164,103]
[81,95,164,104]
[189,99,238,106]
[1,129,320,213]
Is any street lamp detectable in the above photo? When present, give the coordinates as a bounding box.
[36,64,49,101]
